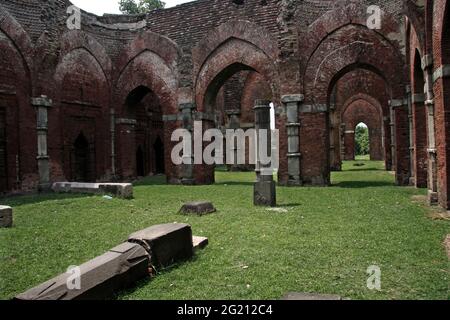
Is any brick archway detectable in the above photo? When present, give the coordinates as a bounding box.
[192,20,284,184]
[115,33,180,183]
[301,17,407,185]
[341,99,383,162]
[0,8,35,192]
[53,47,110,182]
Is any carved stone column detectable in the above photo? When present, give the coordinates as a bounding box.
[389,102,397,171]
[110,109,116,179]
[226,110,241,171]
[254,100,276,207]
[406,85,415,186]
[422,54,438,204]
[282,94,304,186]
[180,103,195,185]
[31,95,52,191]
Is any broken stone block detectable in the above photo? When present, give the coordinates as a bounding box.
[281,292,343,300]
[179,201,216,216]
[15,242,149,300]
[52,182,133,199]
[193,236,208,250]
[98,183,133,199]
[128,223,193,269]
[0,206,12,228]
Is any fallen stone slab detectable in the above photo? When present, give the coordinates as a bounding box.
[52,182,133,199]
[128,223,193,269]
[193,236,208,250]
[15,242,149,300]
[179,201,216,216]
[281,292,344,300]
[0,206,12,228]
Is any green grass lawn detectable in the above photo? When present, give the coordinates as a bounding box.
[0,160,449,300]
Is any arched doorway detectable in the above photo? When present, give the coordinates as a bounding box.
[354,122,370,160]
[72,133,91,182]
[201,65,275,183]
[122,85,165,178]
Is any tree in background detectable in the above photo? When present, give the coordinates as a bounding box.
[355,124,370,156]
[119,0,165,14]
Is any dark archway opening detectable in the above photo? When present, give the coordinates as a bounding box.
[203,66,275,183]
[154,136,165,174]
[124,86,165,178]
[136,145,145,177]
[72,133,91,182]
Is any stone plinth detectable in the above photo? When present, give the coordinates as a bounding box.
[0,206,13,228]
[52,182,133,199]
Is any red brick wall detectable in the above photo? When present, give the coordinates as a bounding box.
[0,0,416,193]
[432,0,450,207]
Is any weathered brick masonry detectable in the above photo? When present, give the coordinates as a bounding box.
[0,0,449,209]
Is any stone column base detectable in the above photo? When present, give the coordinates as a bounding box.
[181,178,195,186]
[254,181,276,207]
[427,190,438,206]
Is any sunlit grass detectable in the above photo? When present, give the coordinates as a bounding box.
[0,160,448,300]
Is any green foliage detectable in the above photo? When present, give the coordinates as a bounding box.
[1,161,449,300]
[355,124,370,156]
[119,0,165,14]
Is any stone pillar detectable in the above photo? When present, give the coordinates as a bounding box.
[254,100,276,207]
[406,85,415,186]
[390,98,411,186]
[110,109,116,179]
[340,123,346,162]
[383,116,392,170]
[282,95,303,186]
[31,95,52,191]
[226,110,241,171]
[389,102,397,171]
[422,54,438,204]
[179,103,195,185]
[344,130,355,160]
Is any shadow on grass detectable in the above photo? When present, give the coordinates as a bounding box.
[333,181,395,188]
[215,181,255,186]
[133,175,168,186]
[344,168,384,172]
[0,192,96,207]
[115,254,200,300]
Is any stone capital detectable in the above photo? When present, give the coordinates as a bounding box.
[433,64,450,83]
[31,96,53,108]
[281,94,304,104]
[254,100,271,109]
[389,99,406,109]
[179,102,196,111]
[115,118,137,125]
[421,54,433,71]
[225,110,241,116]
